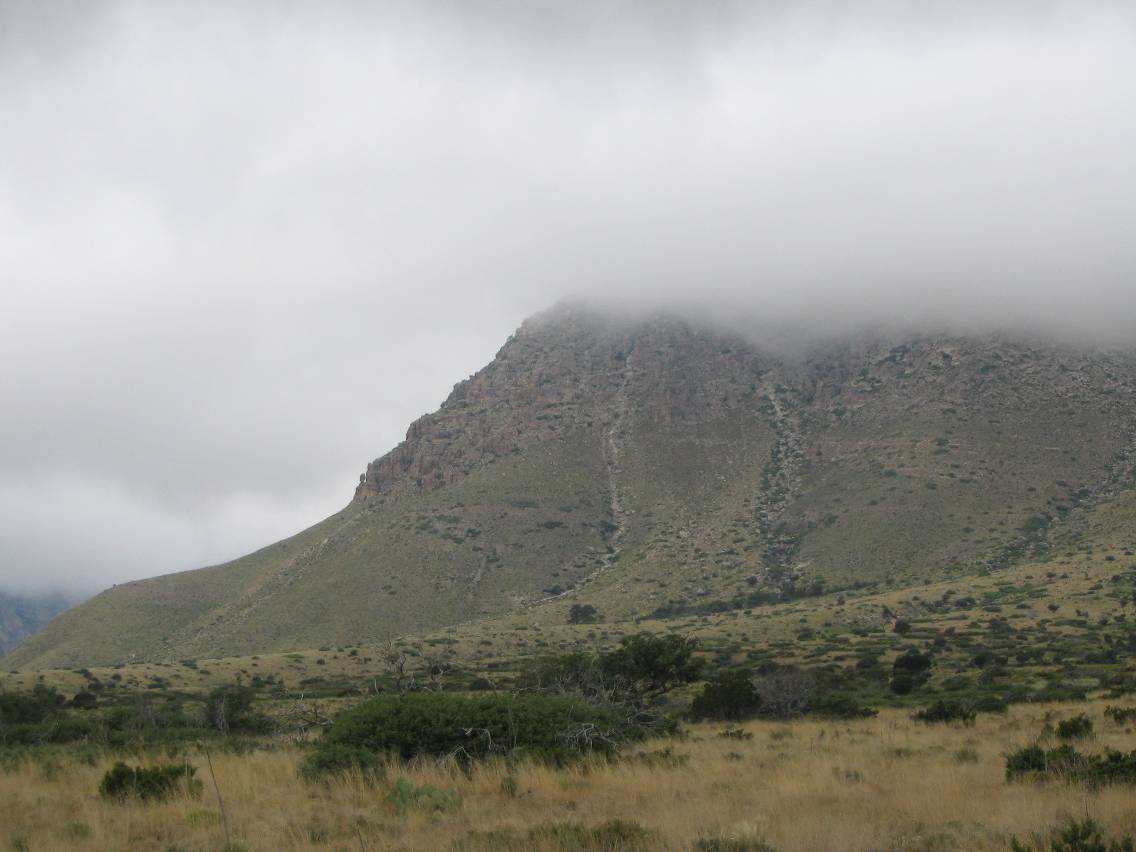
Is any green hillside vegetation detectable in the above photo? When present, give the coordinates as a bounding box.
[5,305,1136,670]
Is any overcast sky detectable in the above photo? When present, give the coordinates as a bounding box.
[2,1,1134,595]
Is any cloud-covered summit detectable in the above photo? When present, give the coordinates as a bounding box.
[1,1,1134,592]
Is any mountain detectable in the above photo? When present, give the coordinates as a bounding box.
[6,304,1136,669]
[0,591,76,656]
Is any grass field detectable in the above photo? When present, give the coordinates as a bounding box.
[2,699,1134,851]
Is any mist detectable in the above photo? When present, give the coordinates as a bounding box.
[2,0,1134,593]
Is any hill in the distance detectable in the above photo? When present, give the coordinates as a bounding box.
[0,590,77,656]
[6,304,1136,669]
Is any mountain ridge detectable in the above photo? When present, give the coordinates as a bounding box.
[7,304,1136,669]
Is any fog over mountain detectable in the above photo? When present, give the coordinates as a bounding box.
[1,0,1134,593]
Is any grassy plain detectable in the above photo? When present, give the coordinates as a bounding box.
[2,700,1135,851]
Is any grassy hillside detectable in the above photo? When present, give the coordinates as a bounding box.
[6,306,1135,669]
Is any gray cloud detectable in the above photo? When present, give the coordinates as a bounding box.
[2,1,1134,592]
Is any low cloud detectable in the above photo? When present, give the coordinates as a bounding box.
[1,1,1134,591]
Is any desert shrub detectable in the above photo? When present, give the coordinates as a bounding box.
[691,672,762,721]
[719,727,753,741]
[206,684,271,734]
[59,821,92,840]
[600,634,701,699]
[913,700,976,725]
[568,604,600,624]
[1009,817,1135,852]
[460,820,652,851]
[1105,706,1136,725]
[0,713,97,745]
[972,695,1010,714]
[310,692,640,768]
[1006,745,1136,786]
[69,691,98,710]
[98,761,200,801]
[530,820,652,850]
[693,836,777,851]
[0,685,65,725]
[812,692,877,719]
[889,670,915,695]
[753,667,814,720]
[1057,714,1094,740]
[298,743,387,783]
[630,746,689,768]
[891,649,933,693]
[384,778,461,813]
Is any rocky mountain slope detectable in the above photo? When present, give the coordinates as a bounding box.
[7,305,1136,669]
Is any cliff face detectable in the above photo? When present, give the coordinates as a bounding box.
[7,304,1136,669]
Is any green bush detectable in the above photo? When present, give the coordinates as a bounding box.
[1057,714,1094,740]
[1105,706,1136,725]
[384,777,461,813]
[913,700,976,725]
[298,743,387,782]
[601,634,702,699]
[1006,745,1136,786]
[567,604,600,624]
[812,693,877,720]
[530,820,652,850]
[693,836,777,852]
[206,684,272,734]
[691,672,762,722]
[98,761,200,801]
[461,819,652,851]
[0,685,65,725]
[310,692,641,769]
[1009,817,1135,852]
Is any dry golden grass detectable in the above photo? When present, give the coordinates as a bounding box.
[2,699,1134,851]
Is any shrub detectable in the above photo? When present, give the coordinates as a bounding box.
[310,692,640,768]
[1105,706,1136,725]
[1006,745,1136,786]
[461,820,652,851]
[521,635,697,730]
[206,684,271,734]
[1057,714,1094,740]
[0,685,65,725]
[59,821,91,840]
[892,649,933,692]
[600,634,701,699]
[889,671,915,695]
[812,693,877,720]
[298,743,387,783]
[529,820,652,850]
[98,761,200,801]
[568,604,600,624]
[384,778,461,813]
[693,836,777,851]
[913,700,976,725]
[691,672,762,721]
[1010,817,1135,852]
[753,667,814,720]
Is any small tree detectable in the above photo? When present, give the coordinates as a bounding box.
[206,684,267,733]
[600,634,701,700]
[753,668,814,719]
[691,671,762,721]
[568,604,600,624]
